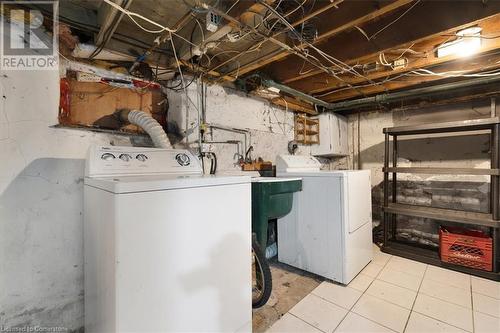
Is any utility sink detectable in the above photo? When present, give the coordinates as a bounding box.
[251,177,302,251]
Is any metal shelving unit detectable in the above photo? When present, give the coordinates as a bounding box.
[382,117,500,281]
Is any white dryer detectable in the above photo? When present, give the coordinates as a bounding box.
[276,155,373,284]
[84,145,251,333]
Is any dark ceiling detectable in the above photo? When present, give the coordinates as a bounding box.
[53,0,500,113]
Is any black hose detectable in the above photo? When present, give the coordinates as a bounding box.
[209,152,217,175]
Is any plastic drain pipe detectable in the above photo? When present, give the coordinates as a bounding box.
[118,109,172,149]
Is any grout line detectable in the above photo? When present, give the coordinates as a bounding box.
[417,290,473,310]
[410,265,475,332]
[402,263,428,332]
[415,276,473,310]
[471,292,500,319]
[376,275,421,293]
[379,263,427,280]
[287,312,327,333]
[470,276,475,333]
[414,275,473,311]
[310,291,359,312]
[330,308,350,333]
[347,310,400,333]
[410,310,474,333]
[364,285,415,310]
[334,261,380,332]
[267,250,485,333]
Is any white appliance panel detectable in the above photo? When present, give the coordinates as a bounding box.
[276,155,372,284]
[276,154,321,173]
[86,145,202,177]
[278,176,343,281]
[84,145,252,332]
[115,184,251,332]
[85,174,250,193]
[346,171,372,233]
[344,221,373,282]
[310,113,348,157]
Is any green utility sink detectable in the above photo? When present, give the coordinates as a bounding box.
[252,177,302,252]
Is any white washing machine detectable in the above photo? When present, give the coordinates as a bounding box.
[276,155,373,284]
[84,145,251,333]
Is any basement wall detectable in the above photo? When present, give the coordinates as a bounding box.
[166,81,297,172]
[0,68,132,330]
[0,74,294,328]
[343,100,495,245]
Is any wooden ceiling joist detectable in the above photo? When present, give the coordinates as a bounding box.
[268,0,500,87]
[295,14,500,99]
[210,0,344,81]
[221,0,413,80]
[95,0,132,47]
[271,96,318,115]
[323,50,500,103]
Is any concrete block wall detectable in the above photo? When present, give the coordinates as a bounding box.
[0,71,297,329]
[0,67,136,330]
[343,100,495,243]
[166,82,298,172]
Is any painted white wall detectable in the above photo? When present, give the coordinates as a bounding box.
[167,82,297,172]
[0,72,298,330]
[0,66,135,329]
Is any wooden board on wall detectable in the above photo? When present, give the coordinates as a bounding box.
[64,80,163,132]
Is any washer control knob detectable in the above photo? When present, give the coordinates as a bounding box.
[119,153,132,162]
[136,154,148,162]
[176,153,191,166]
[101,153,116,161]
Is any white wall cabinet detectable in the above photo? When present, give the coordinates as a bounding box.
[310,113,348,156]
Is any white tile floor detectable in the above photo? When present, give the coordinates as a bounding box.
[266,244,500,333]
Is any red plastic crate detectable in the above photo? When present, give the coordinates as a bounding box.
[439,226,493,272]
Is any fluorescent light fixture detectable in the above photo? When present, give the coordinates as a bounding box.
[437,26,482,58]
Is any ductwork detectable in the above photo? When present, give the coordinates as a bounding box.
[117,109,172,149]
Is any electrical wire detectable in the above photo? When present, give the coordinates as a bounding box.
[182,0,219,13]
[410,68,500,78]
[314,65,500,99]
[103,0,177,33]
[256,1,377,93]
[168,32,200,111]
[368,0,422,40]
[225,0,240,14]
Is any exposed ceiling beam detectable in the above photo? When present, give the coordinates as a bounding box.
[177,1,264,63]
[221,0,412,80]
[204,0,342,81]
[286,13,500,89]
[268,0,500,87]
[203,4,359,86]
[271,96,318,115]
[323,50,500,103]
[95,0,133,47]
[302,13,500,100]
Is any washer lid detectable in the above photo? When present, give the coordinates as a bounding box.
[252,177,302,183]
[85,174,251,194]
[277,170,368,177]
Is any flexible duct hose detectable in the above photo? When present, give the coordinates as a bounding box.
[120,109,172,149]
